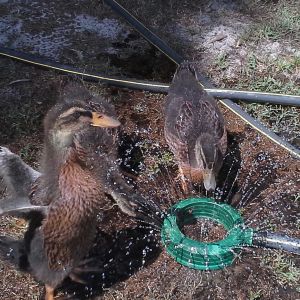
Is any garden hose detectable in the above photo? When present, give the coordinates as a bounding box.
[0,46,170,92]
[206,89,300,106]
[103,0,183,65]
[161,198,300,270]
[103,0,300,160]
[252,231,300,255]
[161,197,253,270]
[2,47,299,106]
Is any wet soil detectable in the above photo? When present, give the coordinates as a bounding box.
[182,219,228,243]
[0,0,299,300]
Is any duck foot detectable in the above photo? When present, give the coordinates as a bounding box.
[45,284,55,300]
[176,167,191,195]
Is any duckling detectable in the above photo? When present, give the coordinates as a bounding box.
[164,62,227,191]
[0,83,162,300]
[31,83,158,218]
[29,84,123,300]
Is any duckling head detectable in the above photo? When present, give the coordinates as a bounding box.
[45,102,120,150]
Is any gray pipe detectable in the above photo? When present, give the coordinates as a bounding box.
[252,231,300,255]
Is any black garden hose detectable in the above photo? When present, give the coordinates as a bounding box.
[3,46,299,106]
[0,46,170,93]
[103,0,184,65]
[103,0,300,159]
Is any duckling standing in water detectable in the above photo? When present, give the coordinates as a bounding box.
[164,62,227,192]
[0,83,162,300]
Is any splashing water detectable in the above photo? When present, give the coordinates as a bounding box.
[57,131,298,299]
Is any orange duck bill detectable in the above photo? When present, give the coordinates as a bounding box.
[91,112,121,128]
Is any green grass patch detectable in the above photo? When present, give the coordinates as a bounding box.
[236,54,300,144]
[139,140,175,175]
[215,53,230,71]
[263,252,300,287]
[242,1,300,43]
[249,289,262,300]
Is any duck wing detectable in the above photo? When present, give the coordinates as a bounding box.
[196,96,226,140]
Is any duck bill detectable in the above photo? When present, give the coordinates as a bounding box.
[91,112,121,128]
[203,169,216,191]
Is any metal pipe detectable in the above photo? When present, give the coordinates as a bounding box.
[252,231,300,255]
[207,89,300,107]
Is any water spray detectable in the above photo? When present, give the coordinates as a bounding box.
[161,198,300,270]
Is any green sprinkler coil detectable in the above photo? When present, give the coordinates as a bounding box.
[161,197,253,270]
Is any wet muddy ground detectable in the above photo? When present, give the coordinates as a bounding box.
[0,0,299,299]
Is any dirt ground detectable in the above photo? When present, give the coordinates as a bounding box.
[0,0,299,299]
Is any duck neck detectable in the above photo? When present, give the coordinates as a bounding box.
[51,127,74,149]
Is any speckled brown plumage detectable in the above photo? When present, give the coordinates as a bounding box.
[42,148,102,270]
[164,62,227,191]
[25,82,161,300]
[26,83,125,300]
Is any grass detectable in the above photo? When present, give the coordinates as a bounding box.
[148,150,175,174]
[249,289,262,300]
[263,252,300,287]
[235,53,300,144]
[262,220,278,232]
[243,104,300,141]
[240,54,300,93]
[19,143,42,167]
[215,53,229,71]
[293,193,300,202]
[236,3,300,148]
[242,1,300,43]
[248,77,297,94]
[276,56,300,72]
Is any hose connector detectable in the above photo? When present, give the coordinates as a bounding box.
[252,231,300,254]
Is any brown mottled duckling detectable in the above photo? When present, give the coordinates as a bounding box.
[0,83,161,300]
[31,83,156,218]
[28,83,122,300]
[164,62,227,191]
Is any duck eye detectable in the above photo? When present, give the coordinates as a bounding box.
[73,111,81,119]
[208,162,214,169]
[79,111,93,118]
